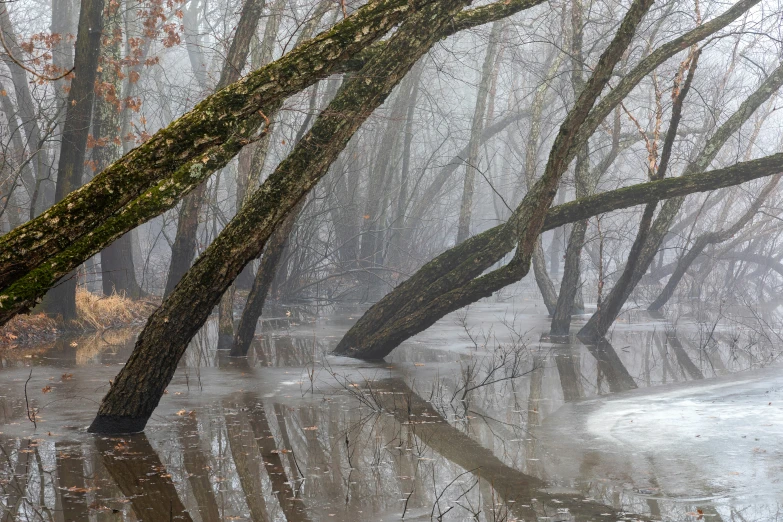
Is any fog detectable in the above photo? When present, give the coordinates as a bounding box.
[2,0,783,519]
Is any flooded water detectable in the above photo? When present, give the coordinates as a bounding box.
[0,297,781,521]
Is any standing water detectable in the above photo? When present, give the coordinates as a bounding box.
[0,298,780,521]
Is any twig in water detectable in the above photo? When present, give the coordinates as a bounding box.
[24,368,36,428]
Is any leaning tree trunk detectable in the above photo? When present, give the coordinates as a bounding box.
[44,0,105,321]
[0,0,445,317]
[230,200,304,356]
[2,0,745,325]
[87,0,488,433]
[0,0,525,323]
[332,156,783,358]
[647,172,781,311]
[217,0,332,350]
[578,60,783,343]
[333,0,758,360]
[335,0,657,359]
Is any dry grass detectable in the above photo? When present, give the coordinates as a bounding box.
[73,289,154,330]
[0,289,156,346]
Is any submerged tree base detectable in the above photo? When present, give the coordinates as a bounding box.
[88,414,148,434]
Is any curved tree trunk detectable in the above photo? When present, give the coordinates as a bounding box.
[87,0,488,433]
[578,60,783,343]
[648,172,781,311]
[335,0,656,358]
[334,149,783,358]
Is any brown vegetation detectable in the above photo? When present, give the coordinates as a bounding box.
[0,289,154,346]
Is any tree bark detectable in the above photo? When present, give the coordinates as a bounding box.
[336,0,655,358]
[0,0,542,315]
[456,20,503,243]
[648,172,781,311]
[0,0,432,299]
[87,0,490,433]
[44,0,105,320]
[2,0,538,325]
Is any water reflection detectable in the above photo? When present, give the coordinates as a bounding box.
[0,305,781,520]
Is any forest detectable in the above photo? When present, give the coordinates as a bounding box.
[1,0,783,518]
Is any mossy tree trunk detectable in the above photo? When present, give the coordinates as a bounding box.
[87,0,518,433]
[0,0,539,324]
[0,0,433,320]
